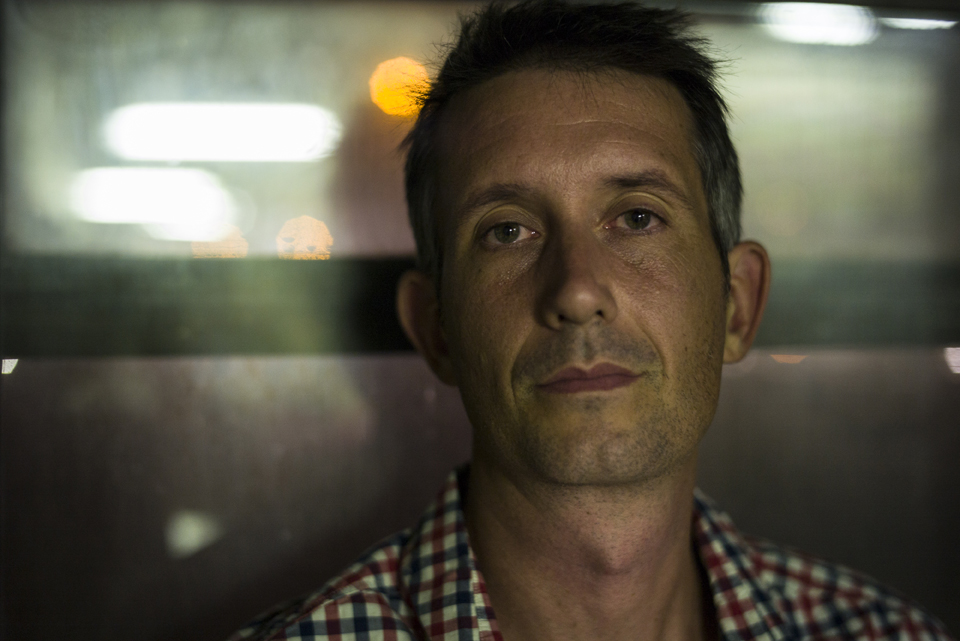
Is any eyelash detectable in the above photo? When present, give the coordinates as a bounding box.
[610,207,665,232]
[481,222,539,246]
[480,206,665,246]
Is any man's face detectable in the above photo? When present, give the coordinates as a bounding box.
[433,69,729,486]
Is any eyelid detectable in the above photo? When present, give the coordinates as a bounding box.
[608,194,669,226]
[608,210,661,234]
[475,206,540,242]
[617,191,669,210]
[480,220,539,245]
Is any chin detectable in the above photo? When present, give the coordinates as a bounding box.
[516,414,698,487]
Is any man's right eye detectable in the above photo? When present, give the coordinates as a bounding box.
[483,222,536,245]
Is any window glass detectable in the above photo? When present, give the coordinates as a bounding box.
[4,2,959,262]
[5,1,469,258]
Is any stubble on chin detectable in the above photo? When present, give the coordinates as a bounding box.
[463,294,726,489]
[511,374,697,488]
[502,323,724,488]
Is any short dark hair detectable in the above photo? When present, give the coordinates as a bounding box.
[402,0,741,287]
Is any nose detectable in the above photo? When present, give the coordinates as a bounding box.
[536,232,618,330]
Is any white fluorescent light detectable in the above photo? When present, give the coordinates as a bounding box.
[760,3,878,46]
[70,167,237,241]
[946,347,960,374]
[880,17,956,30]
[1,359,18,374]
[104,103,343,162]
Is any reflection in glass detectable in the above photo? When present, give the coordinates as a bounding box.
[191,226,250,259]
[770,355,809,364]
[104,103,342,162]
[369,57,429,117]
[758,3,878,46]
[276,216,334,260]
[880,18,957,30]
[70,167,237,241]
[5,2,958,260]
[945,347,960,374]
[165,510,224,559]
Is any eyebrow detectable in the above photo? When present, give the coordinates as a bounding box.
[602,170,695,211]
[454,182,536,223]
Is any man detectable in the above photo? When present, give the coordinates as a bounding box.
[231,1,953,639]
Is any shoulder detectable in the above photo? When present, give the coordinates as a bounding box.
[693,491,954,640]
[744,536,955,640]
[229,469,471,641]
[228,531,421,641]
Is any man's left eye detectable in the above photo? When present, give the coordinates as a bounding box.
[618,208,660,231]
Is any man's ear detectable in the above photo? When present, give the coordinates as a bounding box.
[723,241,771,363]
[396,269,457,385]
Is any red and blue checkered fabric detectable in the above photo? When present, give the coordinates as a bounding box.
[230,469,954,641]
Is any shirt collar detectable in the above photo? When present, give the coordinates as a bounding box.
[693,489,794,640]
[399,466,500,641]
[400,469,793,641]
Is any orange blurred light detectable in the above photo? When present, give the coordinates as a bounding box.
[191,225,249,258]
[277,216,333,260]
[771,355,808,364]
[369,57,429,117]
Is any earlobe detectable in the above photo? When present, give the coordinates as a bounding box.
[723,241,771,363]
[396,269,458,385]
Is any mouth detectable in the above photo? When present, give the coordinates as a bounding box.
[538,363,641,394]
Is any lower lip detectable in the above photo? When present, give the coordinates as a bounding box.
[539,374,640,394]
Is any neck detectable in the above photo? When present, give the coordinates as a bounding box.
[464,454,714,641]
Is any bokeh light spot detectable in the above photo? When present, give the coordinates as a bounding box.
[192,225,249,258]
[771,355,808,364]
[70,167,238,242]
[945,347,960,374]
[104,103,342,162]
[165,510,223,559]
[276,216,333,260]
[880,17,956,30]
[369,57,429,117]
[759,3,878,46]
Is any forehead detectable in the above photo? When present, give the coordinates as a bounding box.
[433,68,703,221]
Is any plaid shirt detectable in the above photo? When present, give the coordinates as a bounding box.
[231,468,953,641]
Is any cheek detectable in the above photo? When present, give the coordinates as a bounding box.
[623,245,727,360]
[669,254,728,404]
[443,270,507,375]
[621,251,725,439]
[444,261,537,395]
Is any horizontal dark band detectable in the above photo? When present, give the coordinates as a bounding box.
[2,256,958,356]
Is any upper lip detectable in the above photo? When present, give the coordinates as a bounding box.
[540,363,640,385]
